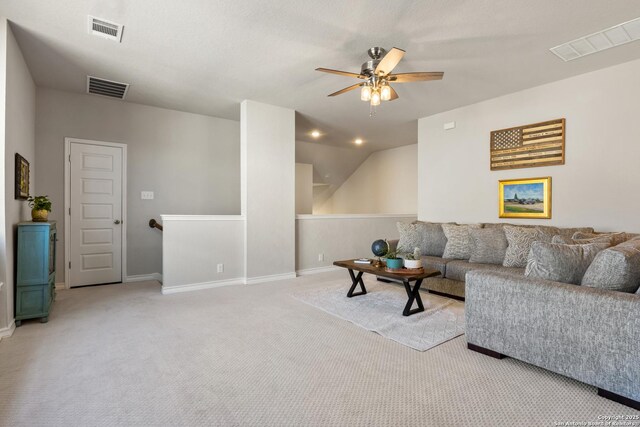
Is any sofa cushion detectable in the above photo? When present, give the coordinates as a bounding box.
[441,224,482,260]
[556,227,595,238]
[582,238,640,293]
[445,260,523,282]
[420,256,451,276]
[468,228,508,265]
[502,225,552,268]
[525,241,610,285]
[551,234,614,245]
[572,231,633,246]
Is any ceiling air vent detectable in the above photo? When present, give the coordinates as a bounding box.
[88,16,124,42]
[550,16,640,61]
[87,76,129,100]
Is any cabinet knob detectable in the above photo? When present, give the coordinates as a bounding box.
[114,220,121,225]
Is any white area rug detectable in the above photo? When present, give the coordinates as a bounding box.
[293,279,465,351]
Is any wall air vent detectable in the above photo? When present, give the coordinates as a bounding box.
[87,76,129,100]
[551,17,640,61]
[88,16,123,42]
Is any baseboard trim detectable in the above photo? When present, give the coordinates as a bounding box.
[161,278,244,295]
[126,273,163,283]
[598,388,640,410]
[55,282,66,290]
[296,266,341,276]
[0,320,16,341]
[245,272,297,285]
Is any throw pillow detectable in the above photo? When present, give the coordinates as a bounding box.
[503,225,553,268]
[525,241,610,285]
[582,238,640,293]
[468,228,508,264]
[441,224,482,260]
[396,222,428,256]
[572,231,630,246]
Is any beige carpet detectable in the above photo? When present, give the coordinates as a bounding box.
[293,281,464,351]
[0,271,637,426]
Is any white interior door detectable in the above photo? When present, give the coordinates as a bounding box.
[69,142,123,287]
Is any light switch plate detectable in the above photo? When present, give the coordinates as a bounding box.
[444,121,456,130]
[141,191,154,200]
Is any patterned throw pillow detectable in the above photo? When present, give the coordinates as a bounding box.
[396,222,428,256]
[468,228,508,264]
[503,225,553,268]
[441,224,482,260]
[582,238,640,293]
[525,241,610,285]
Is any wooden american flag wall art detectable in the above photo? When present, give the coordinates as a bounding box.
[490,118,565,170]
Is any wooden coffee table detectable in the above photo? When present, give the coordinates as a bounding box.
[333,259,441,316]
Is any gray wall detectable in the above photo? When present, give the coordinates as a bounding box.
[0,21,36,331]
[35,88,240,280]
[419,57,640,233]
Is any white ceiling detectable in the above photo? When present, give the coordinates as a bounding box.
[3,0,640,190]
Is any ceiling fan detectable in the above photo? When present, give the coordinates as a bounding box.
[316,47,443,108]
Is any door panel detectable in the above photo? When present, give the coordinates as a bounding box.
[70,143,123,287]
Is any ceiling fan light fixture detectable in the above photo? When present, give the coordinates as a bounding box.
[360,85,372,101]
[370,90,381,106]
[380,84,391,101]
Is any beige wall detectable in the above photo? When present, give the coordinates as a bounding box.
[296,214,416,272]
[241,100,295,281]
[35,88,240,280]
[418,58,640,233]
[0,21,36,332]
[318,144,418,214]
[295,163,313,214]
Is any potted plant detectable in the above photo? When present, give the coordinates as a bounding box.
[403,254,422,269]
[27,195,52,222]
[384,247,403,269]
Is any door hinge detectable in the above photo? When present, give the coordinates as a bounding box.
[69,262,71,269]
[68,207,71,215]
[68,154,71,162]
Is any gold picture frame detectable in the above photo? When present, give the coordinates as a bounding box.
[15,153,29,200]
[499,177,551,219]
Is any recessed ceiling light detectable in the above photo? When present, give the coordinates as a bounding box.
[354,138,363,145]
[311,130,320,138]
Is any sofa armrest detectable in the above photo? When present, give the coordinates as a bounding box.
[465,270,640,401]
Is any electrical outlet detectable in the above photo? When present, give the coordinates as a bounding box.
[217,263,224,273]
[318,253,324,261]
[444,121,456,130]
[141,191,154,200]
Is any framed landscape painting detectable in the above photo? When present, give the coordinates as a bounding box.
[15,153,29,200]
[499,177,551,219]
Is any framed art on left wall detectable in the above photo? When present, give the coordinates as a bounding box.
[15,153,29,200]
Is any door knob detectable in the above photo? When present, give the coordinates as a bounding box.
[114,220,121,225]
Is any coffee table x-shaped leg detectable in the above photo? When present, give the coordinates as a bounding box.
[345,268,425,316]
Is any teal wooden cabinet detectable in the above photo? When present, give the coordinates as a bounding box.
[15,221,56,326]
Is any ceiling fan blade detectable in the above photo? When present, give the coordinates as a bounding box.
[316,68,365,79]
[389,86,399,100]
[375,47,405,76]
[388,72,444,82]
[328,82,363,97]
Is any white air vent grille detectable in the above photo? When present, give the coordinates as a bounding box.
[551,17,640,61]
[87,76,129,99]
[88,16,123,42]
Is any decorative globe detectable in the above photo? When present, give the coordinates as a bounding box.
[371,239,389,257]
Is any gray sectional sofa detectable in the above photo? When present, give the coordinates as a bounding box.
[388,221,640,409]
